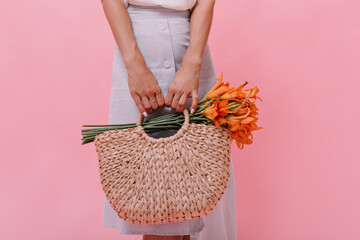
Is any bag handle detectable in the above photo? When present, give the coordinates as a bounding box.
[136,108,190,143]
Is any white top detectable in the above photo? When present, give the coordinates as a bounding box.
[123,0,197,10]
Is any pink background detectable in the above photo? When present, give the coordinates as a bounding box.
[1,0,359,239]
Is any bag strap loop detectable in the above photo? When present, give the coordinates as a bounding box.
[136,108,190,143]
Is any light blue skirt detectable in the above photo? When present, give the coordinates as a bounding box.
[103,4,237,240]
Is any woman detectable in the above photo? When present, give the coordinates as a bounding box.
[100,0,237,239]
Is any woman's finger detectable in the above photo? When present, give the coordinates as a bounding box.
[165,88,175,108]
[132,94,147,117]
[148,94,159,111]
[190,90,198,114]
[141,95,153,114]
[177,91,188,112]
[155,91,165,109]
[171,91,181,111]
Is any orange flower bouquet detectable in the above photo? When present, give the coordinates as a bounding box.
[81,72,262,149]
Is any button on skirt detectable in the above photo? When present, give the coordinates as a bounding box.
[102,4,237,240]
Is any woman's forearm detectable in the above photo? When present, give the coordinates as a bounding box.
[101,0,146,71]
[182,0,216,73]
[101,0,167,115]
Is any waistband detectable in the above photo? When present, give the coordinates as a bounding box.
[127,4,190,20]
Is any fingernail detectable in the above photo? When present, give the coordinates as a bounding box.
[191,108,194,114]
[142,111,147,117]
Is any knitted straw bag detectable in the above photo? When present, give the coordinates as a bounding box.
[94,108,232,225]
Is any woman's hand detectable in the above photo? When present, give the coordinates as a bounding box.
[165,64,200,114]
[127,63,165,117]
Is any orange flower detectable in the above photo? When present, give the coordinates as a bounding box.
[203,96,231,127]
[223,81,248,100]
[231,106,251,117]
[219,89,238,100]
[203,104,218,120]
[204,72,224,98]
[202,72,258,103]
[240,117,254,124]
[241,86,262,101]
[206,85,231,99]
[249,116,263,131]
[203,72,232,100]
[198,72,262,149]
[218,80,250,101]
[232,129,254,149]
[225,106,262,148]
[224,116,241,131]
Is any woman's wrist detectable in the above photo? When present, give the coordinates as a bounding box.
[181,50,203,74]
[122,43,147,72]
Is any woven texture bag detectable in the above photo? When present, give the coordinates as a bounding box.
[94,108,232,225]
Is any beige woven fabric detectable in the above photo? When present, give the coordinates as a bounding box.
[94,109,232,225]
